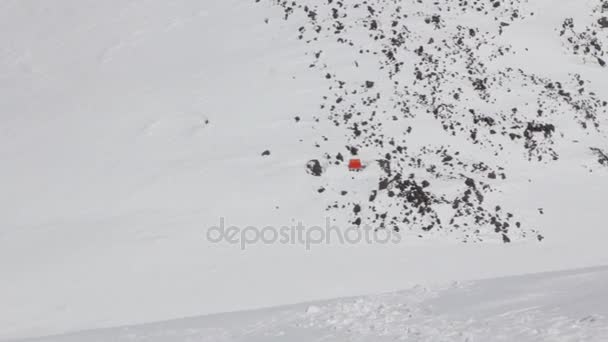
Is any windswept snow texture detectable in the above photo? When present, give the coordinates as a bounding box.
[19,266,608,342]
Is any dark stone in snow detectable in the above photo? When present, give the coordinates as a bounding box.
[346,146,359,155]
[379,179,390,190]
[590,147,608,166]
[262,150,271,156]
[524,122,555,138]
[306,160,323,176]
[369,190,377,201]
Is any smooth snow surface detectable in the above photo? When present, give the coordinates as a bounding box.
[1,0,608,340]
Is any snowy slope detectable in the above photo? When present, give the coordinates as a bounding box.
[1,0,608,340]
[17,266,608,342]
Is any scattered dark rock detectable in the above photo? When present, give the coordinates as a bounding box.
[260,0,608,243]
[306,160,324,176]
[590,147,608,166]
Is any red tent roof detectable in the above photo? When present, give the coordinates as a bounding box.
[348,159,362,170]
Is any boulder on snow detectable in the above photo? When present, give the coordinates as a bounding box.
[306,159,324,176]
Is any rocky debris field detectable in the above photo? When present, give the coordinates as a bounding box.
[259,0,608,243]
[560,0,608,67]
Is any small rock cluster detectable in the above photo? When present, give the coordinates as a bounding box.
[560,1,608,67]
[591,147,608,166]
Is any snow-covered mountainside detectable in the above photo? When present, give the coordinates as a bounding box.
[18,266,608,342]
[1,0,607,340]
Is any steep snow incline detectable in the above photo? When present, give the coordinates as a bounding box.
[1,0,608,340]
[19,266,608,342]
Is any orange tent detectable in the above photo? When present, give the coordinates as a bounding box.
[348,159,363,170]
